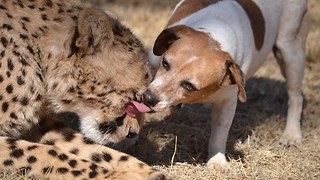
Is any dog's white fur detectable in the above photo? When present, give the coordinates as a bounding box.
[146,0,308,168]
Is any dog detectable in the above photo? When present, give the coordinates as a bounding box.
[143,0,309,169]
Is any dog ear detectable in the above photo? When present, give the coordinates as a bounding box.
[226,60,247,103]
[153,25,192,56]
[75,8,114,57]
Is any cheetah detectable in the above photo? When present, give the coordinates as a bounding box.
[0,0,165,179]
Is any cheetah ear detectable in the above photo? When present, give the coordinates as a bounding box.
[76,8,114,57]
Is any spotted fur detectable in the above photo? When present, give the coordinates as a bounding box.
[0,0,165,179]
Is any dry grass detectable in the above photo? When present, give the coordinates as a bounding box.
[2,0,320,179]
[98,0,320,179]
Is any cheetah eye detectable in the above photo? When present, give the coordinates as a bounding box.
[162,58,170,71]
[115,113,126,126]
[180,80,198,92]
[126,127,137,139]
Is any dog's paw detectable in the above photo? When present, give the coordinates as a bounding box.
[206,152,229,170]
[279,131,302,147]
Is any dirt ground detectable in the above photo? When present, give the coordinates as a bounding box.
[1,0,319,179]
[95,0,320,179]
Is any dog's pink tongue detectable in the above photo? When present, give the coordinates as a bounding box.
[125,101,151,118]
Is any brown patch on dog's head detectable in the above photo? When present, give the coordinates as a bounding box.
[144,25,246,111]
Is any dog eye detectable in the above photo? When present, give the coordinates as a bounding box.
[180,81,198,92]
[162,58,170,71]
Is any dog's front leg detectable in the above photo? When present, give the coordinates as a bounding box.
[207,91,238,169]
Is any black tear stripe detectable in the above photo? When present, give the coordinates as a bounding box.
[68,28,80,58]
[55,111,80,130]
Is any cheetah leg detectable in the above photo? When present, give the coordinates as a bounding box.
[40,128,166,180]
[0,137,160,179]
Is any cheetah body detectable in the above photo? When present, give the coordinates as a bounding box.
[0,0,164,179]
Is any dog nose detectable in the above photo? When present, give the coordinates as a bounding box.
[143,89,159,107]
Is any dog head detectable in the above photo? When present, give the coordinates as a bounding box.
[143,25,247,111]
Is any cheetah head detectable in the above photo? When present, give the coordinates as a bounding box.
[44,8,152,150]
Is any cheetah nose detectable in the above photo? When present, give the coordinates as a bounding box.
[126,127,137,139]
[142,89,159,107]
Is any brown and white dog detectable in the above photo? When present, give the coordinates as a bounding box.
[143,0,309,168]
